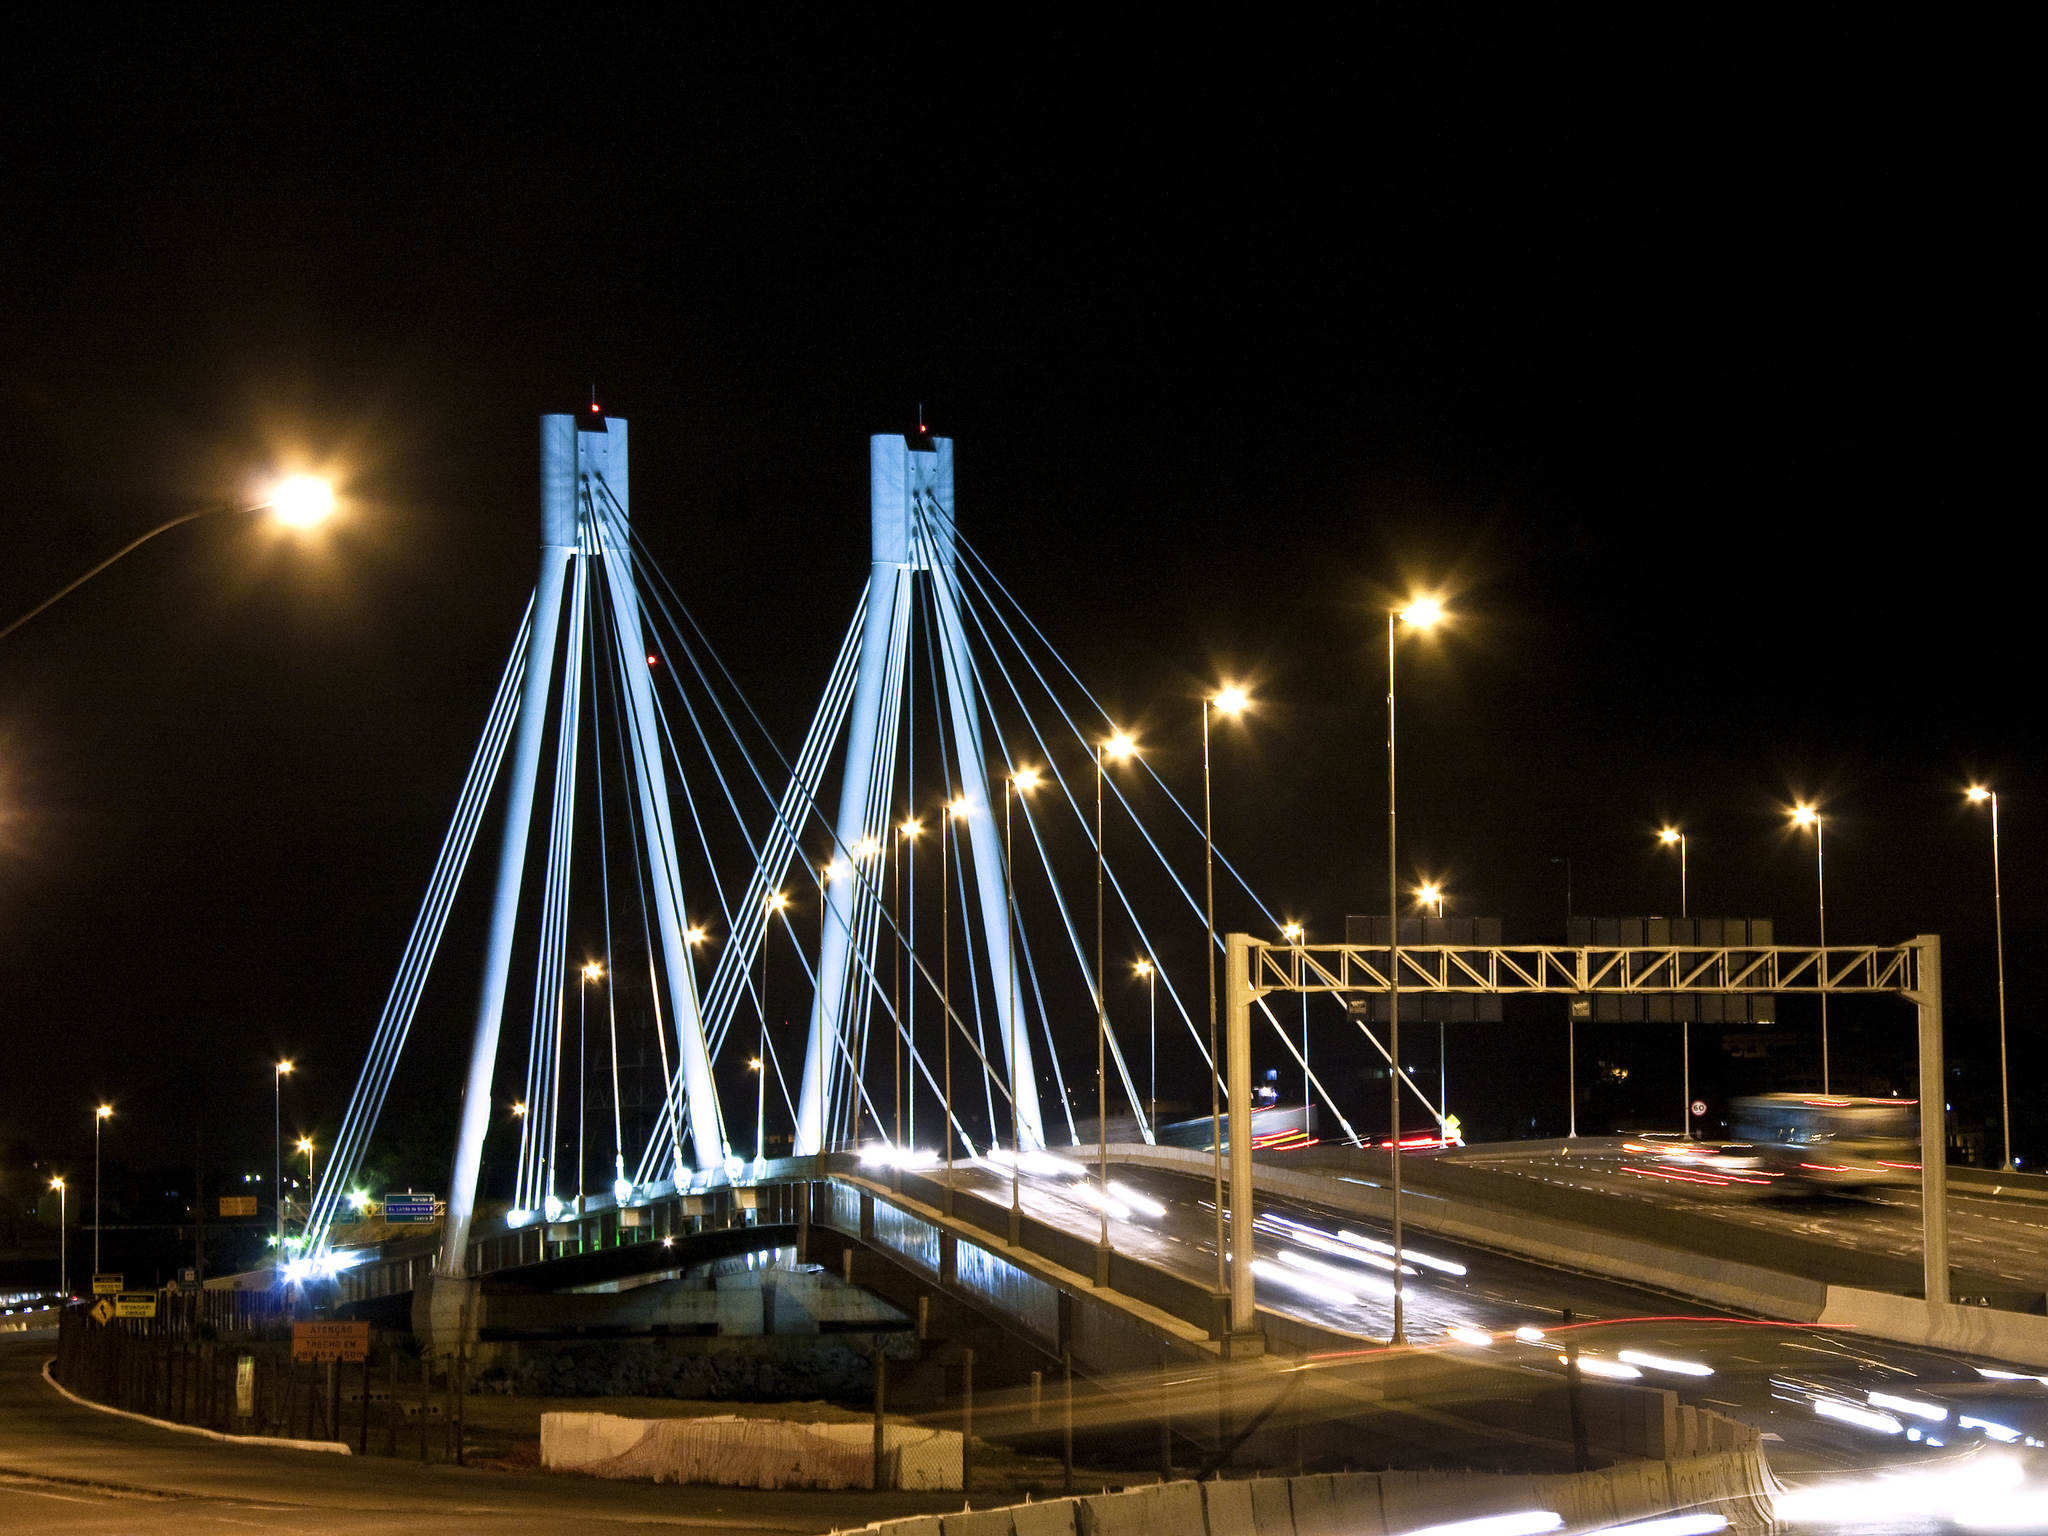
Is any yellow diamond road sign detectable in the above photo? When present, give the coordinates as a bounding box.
[89,1299,114,1325]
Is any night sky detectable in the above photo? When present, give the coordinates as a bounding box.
[2,24,2035,1216]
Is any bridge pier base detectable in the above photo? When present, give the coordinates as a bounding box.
[410,1271,480,1358]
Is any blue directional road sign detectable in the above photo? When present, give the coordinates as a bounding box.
[383,1194,437,1223]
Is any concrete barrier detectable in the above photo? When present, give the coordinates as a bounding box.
[1202,1476,1257,1534]
[1012,1499,1080,1536]
[542,1409,962,1490]
[1821,1285,2048,1367]
[1246,1476,1295,1535]
[1377,1471,1546,1534]
[1284,1474,1340,1536]
[902,1450,1781,1536]
[1325,1472,1388,1535]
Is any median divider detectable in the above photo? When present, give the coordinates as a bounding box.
[40,1358,350,1455]
[1819,1286,2048,1368]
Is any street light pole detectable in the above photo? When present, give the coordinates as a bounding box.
[752,1056,766,1162]
[1793,805,1828,1093]
[1968,787,2012,1169]
[1006,769,1041,1242]
[274,1061,292,1253]
[297,1137,317,1238]
[1417,884,1447,1138]
[50,1178,66,1297]
[942,798,963,1211]
[1386,596,1443,1346]
[1203,688,1249,1312]
[0,477,338,644]
[93,1106,111,1274]
[1135,960,1156,1123]
[1660,828,1690,1136]
[1095,734,1136,1279]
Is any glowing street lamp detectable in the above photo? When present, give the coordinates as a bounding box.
[93,1105,112,1274]
[1790,802,1830,1093]
[1,474,339,643]
[1385,593,1446,1343]
[1967,786,2012,1169]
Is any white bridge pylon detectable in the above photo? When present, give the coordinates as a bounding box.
[795,435,1043,1156]
[438,413,726,1271]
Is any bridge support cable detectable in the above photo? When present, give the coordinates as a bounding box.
[603,501,855,1053]
[943,497,1380,1141]
[517,540,589,1217]
[944,542,1369,1144]
[589,477,725,1172]
[934,501,1280,928]
[920,490,1043,1151]
[931,546,1196,1140]
[303,600,530,1257]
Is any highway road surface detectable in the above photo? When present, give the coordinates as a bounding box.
[1447,1138,2048,1297]
[941,1153,2048,1529]
[0,1334,956,1535]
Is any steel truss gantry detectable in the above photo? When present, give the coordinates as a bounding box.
[1220,935,1951,1337]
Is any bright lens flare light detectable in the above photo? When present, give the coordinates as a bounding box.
[1212,685,1250,715]
[1103,731,1137,761]
[1967,785,1992,803]
[1399,595,1446,628]
[1012,766,1042,791]
[266,474,336,527]
[1791,802,1820,828]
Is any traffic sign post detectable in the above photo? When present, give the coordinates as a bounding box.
[114,1292,157,1319]
[89,1299,113,1325]
[91,1273,122,1296]
[382,1193,437,1224]
[219,1195,258,1218]
[292,1320,370,1363]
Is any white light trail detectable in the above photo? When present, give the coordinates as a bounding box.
[1447,1326,1495,1348]
[1394,1512,1563,1536]
[1960,1415,2024,1443]
[1813,1398,1903,1434]
[1336,1227,1468,1276]
[1107,1180,1167,1218]
[1565,1354,1643,1381]
[1617,1349,1714,1378]
[1867,1390,1948,1422]
[1277,1246,1397,1298]
[1581,1517,1727,1536]
[1252,1257,1357,1305]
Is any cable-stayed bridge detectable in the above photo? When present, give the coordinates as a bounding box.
[299,411,1971,1365]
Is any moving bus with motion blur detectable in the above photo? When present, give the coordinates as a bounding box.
[1725,1094,1919,1191]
